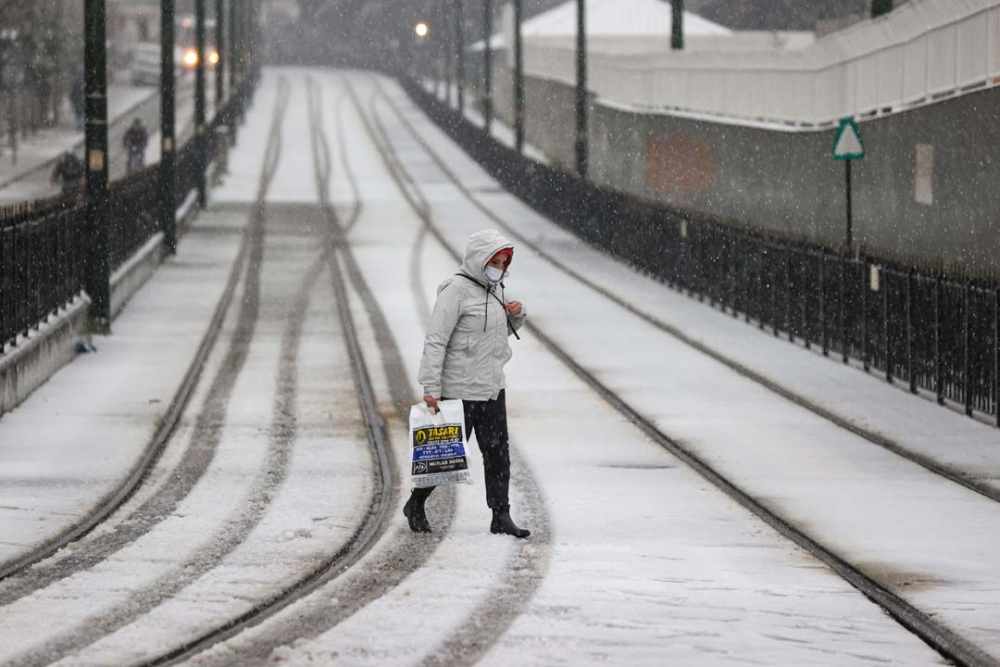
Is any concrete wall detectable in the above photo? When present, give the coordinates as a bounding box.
[487,63,1000,274]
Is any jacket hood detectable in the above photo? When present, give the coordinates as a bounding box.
[459,229,514,284]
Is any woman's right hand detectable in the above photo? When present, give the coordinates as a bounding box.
[424,395,440,414]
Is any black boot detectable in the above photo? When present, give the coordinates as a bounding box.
[491,505,530,538]
[403,490,432,533]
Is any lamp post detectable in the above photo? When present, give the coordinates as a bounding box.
[228,0,238,144]
[575,0,587,178]
[872,0,893,18]
[671,0,684,50]
[482,0,493,134]
[84,0,111,329]
[195,0,207,207]
[161,0,177,254]
[513,0,524,153]
[215,0,224,108]
[454,0,464,114]
[414,20,429,84]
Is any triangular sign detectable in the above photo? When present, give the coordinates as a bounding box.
[833,118,865,160]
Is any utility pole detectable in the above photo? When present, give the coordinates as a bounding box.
[228,0,238,144]
[872,0,893,17]
[443,1,453,106]
[161,0,177,254]
[248,0,259,89]
[575,0,587,178]
[513,0,524,153]
[195,0,207,207]
[671,0,684,50]
[455,0,464,114]
[482,0,493,134]
[84,0,111,329]
[215,0,225,108]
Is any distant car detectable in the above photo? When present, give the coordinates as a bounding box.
[131,43,184,86]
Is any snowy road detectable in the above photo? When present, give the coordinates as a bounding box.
[1,67,999,666]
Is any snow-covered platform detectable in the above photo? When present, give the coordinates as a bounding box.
[1,68,998,667]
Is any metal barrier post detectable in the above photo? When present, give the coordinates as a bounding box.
[862,261,869,372]
[964,280,972,416]
[783,245,791,339]
[84,0,111,330]
[935,275,944,405]
[820,254,827,355]
[884,270,891,383]
[995,288,999,425]
[840,256,848,362]
[907,269,916,393]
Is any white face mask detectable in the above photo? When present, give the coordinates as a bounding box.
[484,266,505,283]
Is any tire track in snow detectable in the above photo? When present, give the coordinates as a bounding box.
[182,71,462,666]
[351,73,554,667]
[0,76,292,609]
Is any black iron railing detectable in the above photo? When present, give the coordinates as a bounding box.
[108,163,162,271]
[0,197,88,352]
[403,78,1000,426]
[1,79,251,357]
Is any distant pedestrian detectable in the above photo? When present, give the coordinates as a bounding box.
[50,151,85,194]
[123,118,149,174]
[407,229,531,538]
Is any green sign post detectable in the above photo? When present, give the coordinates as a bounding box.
[833,118,865,252]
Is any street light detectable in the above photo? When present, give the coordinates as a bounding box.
[415,21,429,39]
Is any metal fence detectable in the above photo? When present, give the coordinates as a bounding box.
[0,196,87,352]
[403,78,1000,426]
[1,80,248,357]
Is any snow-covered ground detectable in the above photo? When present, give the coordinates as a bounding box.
[1,67,998,666]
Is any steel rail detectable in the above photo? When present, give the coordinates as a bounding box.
[135,74,398,667]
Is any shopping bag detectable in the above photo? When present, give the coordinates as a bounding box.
[409,400,473,488]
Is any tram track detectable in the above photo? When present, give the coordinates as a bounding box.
[121,73,452,667]
[379,78,1000,508]
[359,73,996,667]
[0,80,283,594]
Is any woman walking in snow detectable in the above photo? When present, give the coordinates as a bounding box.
[405,229,530,538]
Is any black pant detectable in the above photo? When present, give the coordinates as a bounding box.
[413,390,511,510]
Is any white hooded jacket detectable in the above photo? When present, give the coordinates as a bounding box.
[418,229,527,401]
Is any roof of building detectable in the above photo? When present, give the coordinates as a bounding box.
[521,0,732,38]
[476,0,731,49]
